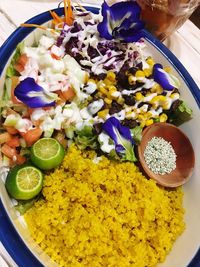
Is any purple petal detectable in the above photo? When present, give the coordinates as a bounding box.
[153,64,180,91]
[97,1,113,40]
[102,117,136,161]
[108,1,141,22]
[113,19,145,42]
[102,117,133,145]
[98,1,144,42]
[14,78,56,108]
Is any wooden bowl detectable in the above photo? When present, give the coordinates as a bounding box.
[138,122,195,187]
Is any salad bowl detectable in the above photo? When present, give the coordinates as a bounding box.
[0,4,200,267]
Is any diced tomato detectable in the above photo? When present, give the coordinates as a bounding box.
[1,144,26,165]
[4,126,18,135]
[61,87,75,101]
[23,127,43,147]
[1,144,18,159]
[0,132,12,144]
[6,108,19,116]
[6,136,20,148]
[11,76,21,104]
[16,154,26,165]
[14,54,28,73]
[51,53,61,60]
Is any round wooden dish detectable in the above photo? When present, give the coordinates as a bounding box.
[138,122,195,187]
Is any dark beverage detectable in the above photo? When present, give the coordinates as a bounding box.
[136,0,200,40]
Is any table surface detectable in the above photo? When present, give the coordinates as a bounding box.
[0,0,200,266]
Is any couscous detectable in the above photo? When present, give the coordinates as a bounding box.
[24,145,185,267]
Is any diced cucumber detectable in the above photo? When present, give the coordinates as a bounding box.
[44,128,54,138]
[4,114,20,127]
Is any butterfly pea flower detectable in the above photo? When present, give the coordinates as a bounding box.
[102,117,137,162]
[14,77,57,108]
[97,1,145,42]
[153,63,181,91]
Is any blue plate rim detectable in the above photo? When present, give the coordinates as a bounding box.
[0,5,199,267]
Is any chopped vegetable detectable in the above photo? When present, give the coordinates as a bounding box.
[0,132,12,144]
[23,127,43,147]
[75,125,98,150]
[6,42,25,78]
[6,136,20,148]
[168,100,193,126]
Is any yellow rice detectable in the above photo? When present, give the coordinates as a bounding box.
[24,144,185,267]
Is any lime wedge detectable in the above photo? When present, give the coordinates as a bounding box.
[5,165,43,200]
[30,138,65,170]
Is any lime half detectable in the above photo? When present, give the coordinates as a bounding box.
[5,165,43,200]
[30,138,65,170]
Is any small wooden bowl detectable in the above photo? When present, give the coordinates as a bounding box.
[138,122,195,187]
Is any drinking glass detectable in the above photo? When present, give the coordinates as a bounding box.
[136,0,200,41]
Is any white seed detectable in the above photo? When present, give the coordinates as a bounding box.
[144,137,176,175]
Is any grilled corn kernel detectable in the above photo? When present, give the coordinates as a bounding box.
[104,98,112,105]
[140,121,146,128]
[104,78,113,86]
[84,73,90,83]
[128,75,136,85]
[145,119,154,126]
[108,85,117,94]
[150,95,166,104]
[137,114,145,121]
[135,92,144,101]
[146,111,153,119]
[146,57,155,66]
[170,93,180,99]
[99,86,108,95]
[98,109,109,119]
[159,113,168,122]
[135,70,145,78]
[164,66,171,73]
[151,84,163,94]
[143,68,152,77]
[107,71,116,82]
[162,99,171,110]
[117,97,124,105]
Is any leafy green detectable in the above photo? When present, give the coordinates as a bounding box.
[130,126,142,144]
[6,42,25,78]
[168,100,193,126]
[75,125,98,150]
[15,194,41,215]
[2,78,12,101]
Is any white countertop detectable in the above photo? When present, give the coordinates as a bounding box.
[0,1,200,266]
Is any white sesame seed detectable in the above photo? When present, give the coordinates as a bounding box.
[144,137,176,175]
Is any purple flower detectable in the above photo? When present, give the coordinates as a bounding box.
[97,1,144,42]
[14,78,57,108]
[153,64,181,91]
[102,117,137,161]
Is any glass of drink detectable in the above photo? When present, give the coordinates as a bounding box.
[136,0,200,41]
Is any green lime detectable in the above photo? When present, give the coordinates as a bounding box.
[5,165,43,200]
[30,138,65,170]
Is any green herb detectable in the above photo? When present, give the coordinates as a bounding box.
[75,125,98,150]
[168,100,193,126]
[130,126,142,144]
[6,42,25,78]
[15,194,42,215]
